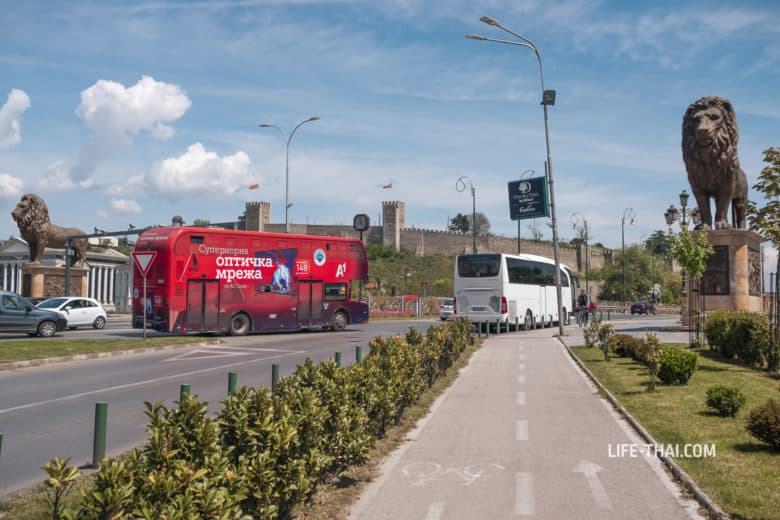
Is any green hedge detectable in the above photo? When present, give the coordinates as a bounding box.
[657,346,698,385]
[703,311,775,369]
[44,318,474,519]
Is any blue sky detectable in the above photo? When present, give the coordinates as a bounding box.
[1,0,778,261]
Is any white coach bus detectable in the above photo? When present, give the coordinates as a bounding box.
[453,253,577,330]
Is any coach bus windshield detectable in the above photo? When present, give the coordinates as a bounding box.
[457,254,501,278]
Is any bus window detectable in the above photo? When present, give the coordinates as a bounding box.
[325,283,347,301]
[457,254,500,278]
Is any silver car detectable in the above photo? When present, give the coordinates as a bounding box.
[439,298,455,321]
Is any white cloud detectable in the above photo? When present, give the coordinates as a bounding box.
[34,160,95,192]
[147,143,254,197]
[75,75,190,139]
[105,175,146,196]
[0,173,24,199]
[96,209,109,219]
[72,75,191,180]
[110,198,142,214]
[0,89,31,150]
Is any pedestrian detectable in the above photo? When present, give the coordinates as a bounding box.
[577,289,589,323]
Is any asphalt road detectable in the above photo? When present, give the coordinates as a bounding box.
[0,319,435,498]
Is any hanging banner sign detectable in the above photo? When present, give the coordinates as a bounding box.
[508,176,549,220]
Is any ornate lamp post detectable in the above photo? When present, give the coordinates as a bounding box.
[664,189,702,339]
[258,116,320,233]
[467,16,565,336]
[456,176,477,254]
[621,208,635,303]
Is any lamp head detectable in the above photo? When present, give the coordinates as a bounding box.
[679,189,690,208]
[480,16,498,26]
[466,34,486,40]
[664,205,678,226]
[306,116,320,122]
[258,123,272,128]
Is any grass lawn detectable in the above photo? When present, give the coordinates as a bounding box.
[0,337,211,365]
[571,345,780,520]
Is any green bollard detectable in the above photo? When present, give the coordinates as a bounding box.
[485,321,489,337]
[496,318,500,334]
[476,322,481,338]
[228,372,237,394]
[272,364,279,392]
[600,311,603,321]
[335,352,342,367]
[0,432,3,457]
[179,384,190,402]
[356,346,363,363]
[608,311,611,321]
[515,316,519,331]
[92,402,108,468]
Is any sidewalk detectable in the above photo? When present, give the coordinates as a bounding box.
[350,324,702,520]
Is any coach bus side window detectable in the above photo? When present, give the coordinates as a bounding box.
[325,283,347,301]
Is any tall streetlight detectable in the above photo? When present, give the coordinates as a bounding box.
[468,16,565,336]
[570,213,589,301]
[621,208,635,303]
[258,116,320,233]
[456,176,477,254]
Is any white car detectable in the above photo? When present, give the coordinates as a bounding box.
[439,298,455,321]
[36,297,108,330]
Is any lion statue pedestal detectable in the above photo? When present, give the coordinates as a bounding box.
[21,264,89,299]
[681,229,763,326]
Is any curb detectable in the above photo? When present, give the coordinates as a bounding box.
[558,339,730,520]
[0,340,219,371]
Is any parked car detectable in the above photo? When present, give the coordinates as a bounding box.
[36,297,108,329]
[630,300,656,315]
[24,296,48,306]
[0,290,67,337]
[439,298,455,321]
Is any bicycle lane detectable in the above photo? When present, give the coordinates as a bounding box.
[349,329,703,520]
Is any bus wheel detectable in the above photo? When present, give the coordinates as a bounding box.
[229,313,251,336]
[523,311,533,331]
[332,311,348,332]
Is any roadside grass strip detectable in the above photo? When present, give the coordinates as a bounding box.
[571,345,780,520]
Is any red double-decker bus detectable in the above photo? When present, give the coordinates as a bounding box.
[131,226,369,335]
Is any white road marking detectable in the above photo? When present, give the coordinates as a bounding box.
[515,472,535,515]
[517,375,526,383]
[516,419,529,441]
[518,353,526,360]
[0,350,304,416]
[574,460,612,510]
[516,391,526,406]
[425,502,445,520]
[518,363,526,370]
[163,346,289,362]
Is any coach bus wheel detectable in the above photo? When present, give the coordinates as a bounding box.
[332,311,348,332]
[523,311,533,331]
[229,313,251,336]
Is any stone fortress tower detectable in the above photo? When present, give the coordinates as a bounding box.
[382,201,405,250]
[244,202,271,232]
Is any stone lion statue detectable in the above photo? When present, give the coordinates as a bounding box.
[682,96,747,229]
[11,193,88,266]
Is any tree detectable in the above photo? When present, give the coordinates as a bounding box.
[448,213,470,234]
[469,212,491,237]
[643,230,672,257]
[527,221,544,241]
[192,218,211,226]
[746,146,780,371]
[597,245,678,303]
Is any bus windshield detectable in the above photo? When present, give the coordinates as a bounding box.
[457,254,500,278]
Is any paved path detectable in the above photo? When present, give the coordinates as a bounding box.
[351,322,703,519]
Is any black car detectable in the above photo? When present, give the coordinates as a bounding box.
[0,291,68,337]
[630,300,656,315]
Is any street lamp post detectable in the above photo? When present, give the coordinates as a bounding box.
[468,16,565,336]
[258,116,320,233]
[664,189,702,341]
[570,213,589,301]
[621,208,635,304]
[456,176,477,254]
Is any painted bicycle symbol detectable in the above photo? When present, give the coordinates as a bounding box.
[401,461,505,487]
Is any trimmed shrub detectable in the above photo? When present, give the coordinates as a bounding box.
[643,333,662,391]
[658,346,698,385]
[703,311,731,352]
[745,398,780,449]
[613,334,644,359]
[704,311,770,367]
[705,385,747,417]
